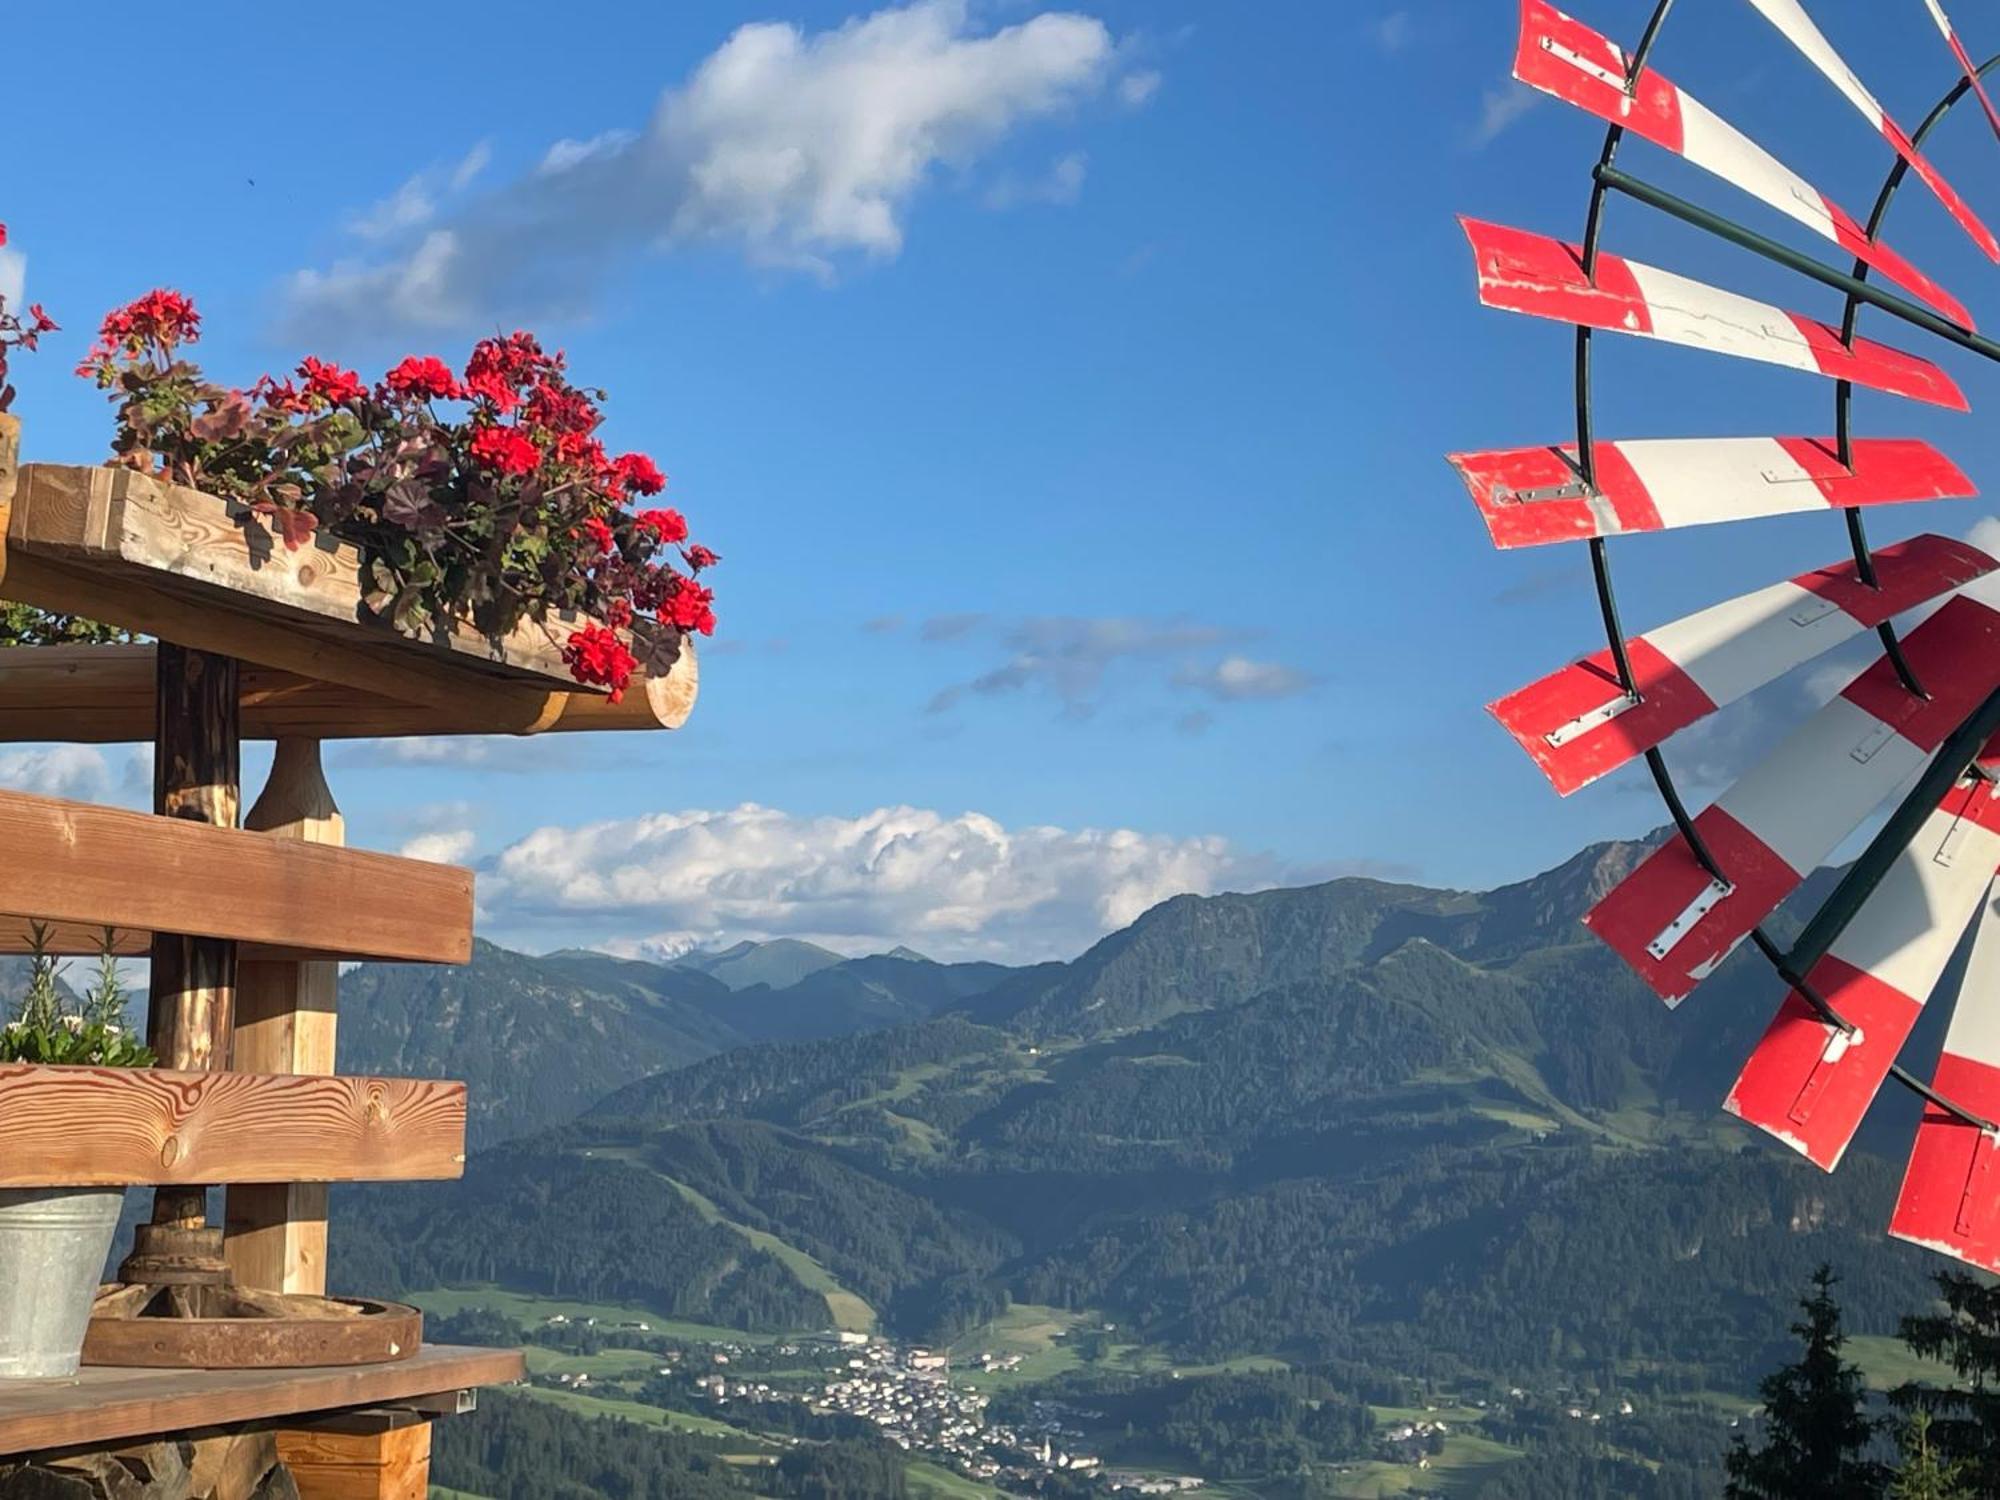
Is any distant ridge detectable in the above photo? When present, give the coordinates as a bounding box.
[675,938,847,992]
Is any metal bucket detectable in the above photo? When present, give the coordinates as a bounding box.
[0,1187,124,1378]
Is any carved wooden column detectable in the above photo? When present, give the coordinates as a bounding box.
[226,737,343,1295]
[117,642,240,1286]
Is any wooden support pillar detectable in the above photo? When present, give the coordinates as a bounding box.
[277,1420,431,1500]
[119,642,241,1285]
[226,737,343,1295]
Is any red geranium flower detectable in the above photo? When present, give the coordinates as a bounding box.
[252,375,311,415]
[561,622,638,702]
[299,356,365,405]
[78,289,201,375]
[607,452,666,496]
[384,355,462,402]
[0,224,8,249]
[469,424,540,477]
[663,577,717,635]
[463,332,555,414]
[634,507,688,544]
[682,544,721,572]
[579,515,616,555]
[27,305,57,335]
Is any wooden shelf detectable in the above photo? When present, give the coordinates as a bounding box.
[0,641,697,744]
[0,1065,466,1186]
[0,786,471,965]
[0,1343,523,1457]
[0,462,685,729]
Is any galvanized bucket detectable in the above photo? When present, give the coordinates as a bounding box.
[0,1187,124,1378]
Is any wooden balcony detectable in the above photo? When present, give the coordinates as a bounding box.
[0,415,695,1497]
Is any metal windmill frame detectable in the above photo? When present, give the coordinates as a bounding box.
[1462,0,2000,1270]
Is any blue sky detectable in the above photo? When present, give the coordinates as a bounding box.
[7,0,2000,961]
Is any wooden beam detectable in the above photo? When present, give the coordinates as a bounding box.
[0,1344,522,1457]
[0,551,565,734]
[0,1064,467,1186]
[0,413,18,592]
[227,739,343,1296]
[0,784,472,965]
[123,642,242,1281]
[6,463,645,716]
[277,1421,432,1500]
[0,638,697,743]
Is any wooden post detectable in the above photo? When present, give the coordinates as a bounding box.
[226,737,343,1295]
[277,1420,432,1500]
[118,642,240,1285]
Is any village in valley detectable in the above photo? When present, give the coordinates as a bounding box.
[520,1311,1194,1494]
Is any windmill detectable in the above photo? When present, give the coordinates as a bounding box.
[1455,0,2000,1273]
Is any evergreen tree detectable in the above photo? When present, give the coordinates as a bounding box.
[1725,1265,1886,1499]
[1890,1411,1971,1500]
[1895,1270,2000,1490]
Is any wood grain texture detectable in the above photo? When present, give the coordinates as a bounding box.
[0,1343,521,1457]
[0,551,564,732]
[0,1064,467,1185]
[227,739,343,1296]
[8,463,638,703]
[0,414,19,592]
[0,783,472,964]
[0,920,362,959]
[147,643,241,1074]
[277,1422,431,1500]
[0,638,697,743]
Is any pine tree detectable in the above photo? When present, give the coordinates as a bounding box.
[1725,1265,1887,1499]
[1890,1411,1972,1500]
[1895,1270,2000,1489]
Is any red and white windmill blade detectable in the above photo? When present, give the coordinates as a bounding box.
[1456,0,2000,1277]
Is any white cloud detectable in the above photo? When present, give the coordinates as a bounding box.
[1118,69,1161,106]
[982,149,1088,208]
[538,130,637,176]
[281,1,1139,339]
[346,143,493,240]
[332,737,579,774]
[1370,10,1414,54]
[927,615,1248,717]
[0,746,111,801]
[1174,655,1315,702]
[451,141,494,191]
[1468,82,1540,148]
[480,802,1283,963]
[401,829,478,865]
[0,249,23,313]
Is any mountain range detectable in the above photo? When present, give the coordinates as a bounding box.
[327,830,1958,1405]
[335,938,1013,1145]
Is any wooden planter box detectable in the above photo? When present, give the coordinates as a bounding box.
[0,1064,467,1186]
[0,433,690,731]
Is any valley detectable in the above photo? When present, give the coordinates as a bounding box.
[325,835,1976,1496]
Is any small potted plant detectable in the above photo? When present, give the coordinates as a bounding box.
[0,928,152,1378]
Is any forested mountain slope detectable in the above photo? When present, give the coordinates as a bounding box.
[334,940,1021,1145]
[333,835,1952,1394]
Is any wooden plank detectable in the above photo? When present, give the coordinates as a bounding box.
[227,740,343,1296]
[9,463,632,701]
[0,784,471,965]
[0,1344,521,1457]
[0,414,18,592]
[0,551,564,734]
[0,638,697,743]
[277,1422,431,1500]
[0,1064,466,1186]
